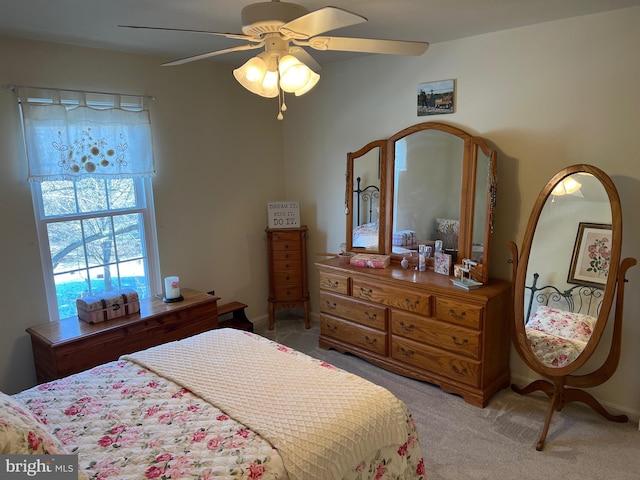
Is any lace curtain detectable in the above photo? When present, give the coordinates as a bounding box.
[18,87,156,182]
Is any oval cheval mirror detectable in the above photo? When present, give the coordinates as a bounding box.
[508,164,636,451]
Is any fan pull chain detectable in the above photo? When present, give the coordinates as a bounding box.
[276,56,285,120]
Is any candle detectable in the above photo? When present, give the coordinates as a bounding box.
[164,276,180,299]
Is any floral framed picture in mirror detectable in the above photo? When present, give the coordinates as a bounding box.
[417,79,455,116]
[568,222,613,286]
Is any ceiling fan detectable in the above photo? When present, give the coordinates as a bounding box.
[120,0,429,119]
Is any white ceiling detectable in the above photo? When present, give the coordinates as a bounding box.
[2,0,640,67]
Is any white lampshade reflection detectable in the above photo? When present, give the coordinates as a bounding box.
[552,177,582,196]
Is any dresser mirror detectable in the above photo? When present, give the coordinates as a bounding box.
[508,164,636,450]
[346,139,386,255]
[346,121,496,284]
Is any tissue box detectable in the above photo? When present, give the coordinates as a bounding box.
[76,288,140,324]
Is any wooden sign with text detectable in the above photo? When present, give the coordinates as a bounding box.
[267,201,300,228]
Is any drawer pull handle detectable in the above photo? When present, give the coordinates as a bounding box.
[400,322,414,332]
[286,275,291,281]
[359,287,373,298]
[364,312,377,320]
[364,336,377,346]
[405,298,419,309]
[398,346,415,357]
[284,244,289,249]
[326,323,338,333]
[452,336,468,346]
[323,279,339,289]
[325,301,337,310]
[285,253,290,258]
[448,309,466,320]
[451,364,468,375]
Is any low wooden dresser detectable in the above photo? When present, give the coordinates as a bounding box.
[266,226,310,330]
[26,288,219,383]
[316,257,512,407]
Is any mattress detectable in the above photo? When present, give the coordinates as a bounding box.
[12,329,425,480]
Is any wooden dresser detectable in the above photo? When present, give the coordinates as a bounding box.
[26,288,219,383]
[266,226,310,330]
[316,258,512,407]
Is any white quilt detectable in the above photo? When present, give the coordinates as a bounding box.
[122,328,410,480]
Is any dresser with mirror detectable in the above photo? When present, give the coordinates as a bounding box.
[316,122,512,407]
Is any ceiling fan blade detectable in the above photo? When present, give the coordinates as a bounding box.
[119,25,256,42]
[161,43,264,67]
[289,46,322,72]
[302,36,429,56]
[280,7,366,39]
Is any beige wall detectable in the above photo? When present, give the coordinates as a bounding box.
[283,7,640,419]
[1,6,640,420]
[0,36,284,393]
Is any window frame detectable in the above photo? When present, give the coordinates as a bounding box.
[30,176,161,322]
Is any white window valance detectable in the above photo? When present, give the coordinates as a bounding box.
[18,87,156,182]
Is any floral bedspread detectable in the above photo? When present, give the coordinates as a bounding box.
[13,333,424,480]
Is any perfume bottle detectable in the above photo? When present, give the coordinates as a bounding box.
[418,244,427,271]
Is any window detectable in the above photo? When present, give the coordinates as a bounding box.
[18,87,160,321]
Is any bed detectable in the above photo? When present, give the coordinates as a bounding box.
[524,273,602,368]
[3,328,424,480]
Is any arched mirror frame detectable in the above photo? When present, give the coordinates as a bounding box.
[387,125,497,282]
[512,164,622,377]
[345,139,387,255]
[345,121,497,284]
[509,163,636,450]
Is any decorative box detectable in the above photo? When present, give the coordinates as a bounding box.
[76,288,140,324]
[350,253,391,269]
[392,230,416,246]
[434,252,453,276]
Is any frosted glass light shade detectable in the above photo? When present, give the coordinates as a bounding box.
[279,55,313,93]
[233,56,279,98]
[294,70,320,96]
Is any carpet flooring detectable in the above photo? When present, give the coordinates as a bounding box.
[258,316,640,480]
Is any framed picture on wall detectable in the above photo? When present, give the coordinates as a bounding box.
[417,79,455,116]
[568,222,613,287]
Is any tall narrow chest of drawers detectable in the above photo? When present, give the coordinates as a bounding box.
[266,226,310,330]
[316,257,512,407]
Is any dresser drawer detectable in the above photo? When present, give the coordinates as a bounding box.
[271,237,302,252]
[273,270,302,285]
[274,285,303,301]
[352,279,430,316]
[391,310,480,359]
[273,259,302,272]
[273,249,301,262]
[391,336,481,387]
[320,291,387,330]
[271,230,303,243]
[321,314,387,355]
[435,297,483,329]
[319,271,350,295]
